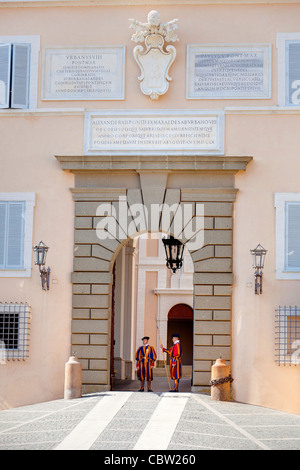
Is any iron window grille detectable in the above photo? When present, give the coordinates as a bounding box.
[275,306,300,366]
[0,303,31,362]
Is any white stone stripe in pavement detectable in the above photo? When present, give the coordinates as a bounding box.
[192,394,270,450]
[55,392,132,450]
[133,393,190,450]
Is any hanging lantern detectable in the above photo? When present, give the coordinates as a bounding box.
[162,235,184,274]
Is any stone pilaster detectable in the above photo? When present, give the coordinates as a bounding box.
[189,198,234,390]
[71,190,124,393]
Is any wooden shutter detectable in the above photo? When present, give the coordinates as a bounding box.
[286,203,300,269]
[11,44,30,109]
[0,44,12,109]
[6,202,25,268]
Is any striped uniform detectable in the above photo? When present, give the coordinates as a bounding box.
[135,345,157,382]
[163,342,182,380]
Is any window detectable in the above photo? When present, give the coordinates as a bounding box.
[0,312,19,349]
[0,36,40,109]
[275,306,300,366]
[277,33,300,106]
[0,303,31,361]
[0,193,35,277]
[285,203,300,270]
[0,201,25,269]
[274,193,300,280]
[0,43,31,109]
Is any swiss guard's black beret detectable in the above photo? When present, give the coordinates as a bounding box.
[142,336,150,340]
[172,333,180,338]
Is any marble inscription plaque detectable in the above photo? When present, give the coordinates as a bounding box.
[42,46,125,100]
[84,110,224,155]
[187,44,271,99]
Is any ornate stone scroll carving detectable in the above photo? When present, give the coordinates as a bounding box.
[129,10,178,100]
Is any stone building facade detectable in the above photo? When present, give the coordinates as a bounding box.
[0,1,299,414]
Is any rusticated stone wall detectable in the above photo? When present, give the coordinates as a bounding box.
[56,154,251,393]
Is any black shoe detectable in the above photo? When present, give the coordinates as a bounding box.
[138,388,144,392]
[170,388,178,392]
[147,389,153,392]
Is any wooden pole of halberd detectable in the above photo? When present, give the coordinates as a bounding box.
[157,326,171,390]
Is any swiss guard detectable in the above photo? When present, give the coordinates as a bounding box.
[161,333,182,392]
[135,336,157,392]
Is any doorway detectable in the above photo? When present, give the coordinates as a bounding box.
[167,304,193,366]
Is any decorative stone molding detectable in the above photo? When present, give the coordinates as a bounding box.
[129,10,178,100]
[56,154,252,172]
[0,0,294,7]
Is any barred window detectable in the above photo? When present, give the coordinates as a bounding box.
[275,306,300,366]
[0,303,31,361]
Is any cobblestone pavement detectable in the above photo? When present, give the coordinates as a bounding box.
[0,386,299,451]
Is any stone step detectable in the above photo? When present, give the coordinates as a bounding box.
[153,365,192,378]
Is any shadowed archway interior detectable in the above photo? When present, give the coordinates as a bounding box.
[167,304,193,366]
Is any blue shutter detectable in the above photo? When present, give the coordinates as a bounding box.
[6,202,25,268]
[287,41,300,106]
[286,203,300,270]
[0,203,7,267]
[11,44,30,109]
[0,44,12,109]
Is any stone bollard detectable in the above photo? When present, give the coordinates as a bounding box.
[64,354,82,400]
[210,356,233,401]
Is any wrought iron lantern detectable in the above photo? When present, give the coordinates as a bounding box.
[250,243,267,295]
[162,235,184,274]
[33,240,51,290]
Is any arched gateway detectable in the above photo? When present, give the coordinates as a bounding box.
[56,153,251,393]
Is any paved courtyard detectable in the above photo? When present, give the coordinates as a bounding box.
[0,386,299,451]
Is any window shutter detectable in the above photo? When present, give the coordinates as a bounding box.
[0,44,12,109]
[286,203,300,269]
[0,203,7,267]
[6,202,25,268]
[11,44,30,109]
[287,42,300,105]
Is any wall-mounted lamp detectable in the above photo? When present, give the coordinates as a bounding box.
[33,240,51,290]
[250,243,267,295]
[162,235,184,274]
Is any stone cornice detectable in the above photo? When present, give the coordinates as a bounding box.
[0,0,299,7]
[0,108,84,116]
[181,187,239,202]
[154,288,193,295]
[55,154,252,173]
[70,188,127,201]
[1,107,300,117]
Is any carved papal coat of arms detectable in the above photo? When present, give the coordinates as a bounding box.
[129,10,179,100]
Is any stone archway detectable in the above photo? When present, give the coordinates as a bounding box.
[56,154,251,393]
